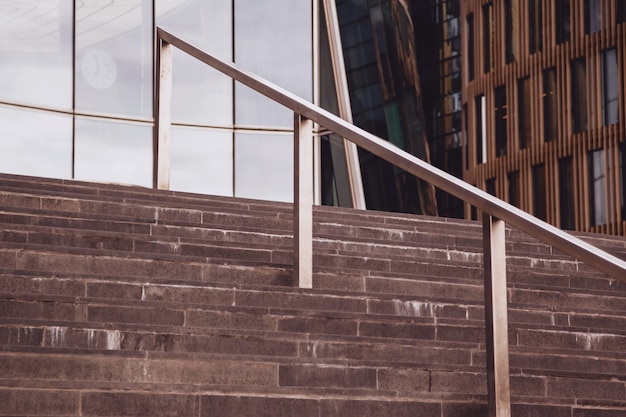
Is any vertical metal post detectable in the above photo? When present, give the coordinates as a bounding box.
[483,214,511,417]
[155,37,172,190]
[294,113,314,288]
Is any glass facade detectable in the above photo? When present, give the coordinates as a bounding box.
[0,0,313,203]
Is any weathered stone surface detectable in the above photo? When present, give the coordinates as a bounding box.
[201,396,319,417]
[186,309,277,331]
[377,367,430,392]
[547,377,625,401]
[277,316,357,336]
[358,320,436,341]
[87,305,184,326]
[0,388,79,415]
[279,364,376,389]
[81,392,199,417]
[431,371,486,394]
[319,399,441,417]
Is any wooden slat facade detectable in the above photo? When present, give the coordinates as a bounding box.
[462,0,626,235]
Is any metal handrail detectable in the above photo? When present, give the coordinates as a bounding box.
[155,27,626,417]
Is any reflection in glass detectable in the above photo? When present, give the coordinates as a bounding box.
[74,118,152,187]
[170,127,233,196]
[588,149,606,227]
[602,48,619,126]
[336,0,437,215]
[0,1,72,109]
[0,106,72,179]
[156,0,233,126]
[235,132,293,202]
[75,1,153,117]
[585,0,602,34]
[235,0,312,128]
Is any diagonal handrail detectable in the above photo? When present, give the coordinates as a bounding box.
[154,27,626,417]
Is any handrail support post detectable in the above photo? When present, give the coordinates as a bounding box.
[483,214,511,417]
[156,37,173,190]
[294,113,314,288]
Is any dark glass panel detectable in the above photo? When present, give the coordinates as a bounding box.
[543,68,558,142]
[467,13,474,81]
[494,86,507,157]
[619,142,626,220]
[571,58,587,134]
[559,157,575,230]
[486,178,496,196]
[518,77,531,149]
[508,171,520,208]
[529,0,543,53]
[556,0,571,44]
[483,3,494,73]
[532,163,547,221]
[505,0,518,63]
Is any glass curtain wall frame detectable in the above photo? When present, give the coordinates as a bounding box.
[333,0,438,216]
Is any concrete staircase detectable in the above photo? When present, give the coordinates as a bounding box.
[1,172,626,416]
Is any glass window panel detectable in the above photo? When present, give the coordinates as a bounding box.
[75,1,153,118]
[585,0,602,33]
[235,0,312,128]
[156,0,233,126]
[619,142,626,220]
[559,156,575,230]
[170,127,233,196]
[508,171,520,208]
[74,118,152,187]
[529,0,542,53]
[543,68,558,142]
[494,86,507,157]
[588,149,606,226]
[0,106,72,179]
[235,132,293,202]
[0,1,72,109]
[505,0,518,63]
[532,163,547,221]
[467,14,474,81]
[475,95,486,164]
[571,58,587,133]
[556,0,571,44]
[602,48,619,126]
[482,3,493,73]
[518,77,531,149]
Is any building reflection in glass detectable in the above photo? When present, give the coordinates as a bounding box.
[335,0,437,215]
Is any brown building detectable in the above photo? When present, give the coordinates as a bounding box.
[462,0,626,235]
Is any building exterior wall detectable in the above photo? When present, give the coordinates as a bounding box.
[462,0,626,235]
[0,0,314,203]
